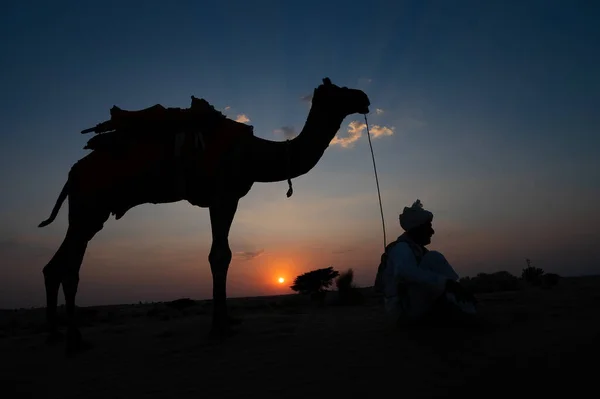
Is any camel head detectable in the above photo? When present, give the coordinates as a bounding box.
[311,77,371,117]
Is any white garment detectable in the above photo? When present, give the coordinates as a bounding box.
[383,244,476,322]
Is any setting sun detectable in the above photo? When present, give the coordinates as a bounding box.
[278,277,285,284]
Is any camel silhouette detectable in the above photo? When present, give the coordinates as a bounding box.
[38,77,370,355]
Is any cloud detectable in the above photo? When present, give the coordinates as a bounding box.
[330,121,365,148]
[300,94,313,107]
[300,94,313,103]
[274,126,297,140]
[369,125,395,138]
[375,108,384,115]
[235,114,250,124]
[329,120,395,148]
[233,249,264,261]
[221,107,250,124]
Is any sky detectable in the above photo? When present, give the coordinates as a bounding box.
[1,0,599,309]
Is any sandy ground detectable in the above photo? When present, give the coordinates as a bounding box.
[2,276,599,399]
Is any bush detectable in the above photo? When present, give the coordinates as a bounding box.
[542,273,561,288]
[291,266,340,306]
[166,298,196,311]
[335,269,364,306]
[522,259,545,285]
[459,271,520,294]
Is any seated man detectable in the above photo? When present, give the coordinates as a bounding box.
[379,200,477,327]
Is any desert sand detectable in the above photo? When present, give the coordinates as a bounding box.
[2,276,599,398]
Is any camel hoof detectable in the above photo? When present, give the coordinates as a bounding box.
[45,331,64,345]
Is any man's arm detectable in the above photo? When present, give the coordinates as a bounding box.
[388,243,447,296]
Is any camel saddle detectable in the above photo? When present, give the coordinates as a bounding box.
[79,96,253,183]
[82,96,224,137]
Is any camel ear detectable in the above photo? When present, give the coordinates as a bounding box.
[323,77,332,85]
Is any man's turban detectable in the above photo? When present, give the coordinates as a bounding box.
[399,199,433,231]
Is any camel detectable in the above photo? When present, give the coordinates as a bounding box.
[38,77,370,355]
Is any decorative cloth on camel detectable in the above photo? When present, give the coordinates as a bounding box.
[78,96,254,195]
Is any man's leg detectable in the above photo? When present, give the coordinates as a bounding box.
[420,251,459,280]
[419,251,478,320]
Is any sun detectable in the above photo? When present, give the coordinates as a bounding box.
[278,277,285,284]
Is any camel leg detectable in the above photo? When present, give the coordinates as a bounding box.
[42,197,108,355]
[208,197,239,337]
[42,238,71,344]
[62,208,107,356]
[61,229,93,356]
[42,227,91,350]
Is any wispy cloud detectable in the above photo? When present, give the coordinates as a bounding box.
[234,249,264,261]
[330,120,395,148]
[274,126,297,140]
[300,94,313,103]
[369,125,395,138]
[221,107,250,124]
[330,121,365,148]
[375,108,384,115]
[235,114,250,124]
[300,94,313,108]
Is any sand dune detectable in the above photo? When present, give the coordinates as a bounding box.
[2,276,599,398]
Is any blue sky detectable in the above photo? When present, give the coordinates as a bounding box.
[1,0,599,308]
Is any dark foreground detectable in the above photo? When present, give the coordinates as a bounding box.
[2,276,599,399]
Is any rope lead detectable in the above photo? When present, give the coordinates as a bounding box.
[286,139,293,198]
[365,114,387,251]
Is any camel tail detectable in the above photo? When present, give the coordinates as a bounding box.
[38,180,69,228]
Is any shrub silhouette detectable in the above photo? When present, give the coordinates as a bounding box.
[335,269,364,305]
[542,273,561,288]
[522,259,545,285]
[166,298,196,311]
[459,271,520,293]
[291,266,340,305]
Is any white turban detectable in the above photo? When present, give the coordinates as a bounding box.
[399,199,433,231]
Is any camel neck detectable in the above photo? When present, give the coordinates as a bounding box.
[249,107,346,183]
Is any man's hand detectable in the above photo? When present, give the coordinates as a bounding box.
[445,279,477,304]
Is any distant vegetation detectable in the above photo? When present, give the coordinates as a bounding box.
[290,266,340,305]
[460,271,521,294]
[335,268,364,305]
[521,258,561,287]
[460,259,560,294]
[289,266,365,306]
[522,258,546,285]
